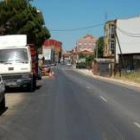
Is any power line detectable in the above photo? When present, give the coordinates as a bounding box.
[50,23,105,32]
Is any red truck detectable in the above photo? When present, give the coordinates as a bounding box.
[28,44,39,89]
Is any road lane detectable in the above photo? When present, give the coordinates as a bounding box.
[59,66,140,139]
[66,67,140,123]
[0,66,139,140]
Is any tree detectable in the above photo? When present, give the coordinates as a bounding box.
[78,52,95,68]
[0,0,50,48]
[95,36,104,58]
[78,52,85,59]
[85,55,95,68]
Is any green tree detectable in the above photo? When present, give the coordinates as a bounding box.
[0,0,50,48]
[85,55,95,68]
[78,52,85,59]
[96,36,104,58]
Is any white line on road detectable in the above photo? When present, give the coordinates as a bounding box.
[134,122,140,129]
[86,86,91,89]
[100,96,107,103]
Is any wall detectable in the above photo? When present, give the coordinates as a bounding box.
[116,16,140,62]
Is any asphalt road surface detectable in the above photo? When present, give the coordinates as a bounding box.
[0,65,140,140]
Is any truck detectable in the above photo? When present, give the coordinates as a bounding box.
[0,74,6,110]
[0,35,38,92]
[42,47,55,65]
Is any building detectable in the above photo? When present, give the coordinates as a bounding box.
[71,47,78,64]
[43,39,62,63]
[104,15,140,72]
[104,20,116,58]
[76,34,97,55]
[63,51,72,64]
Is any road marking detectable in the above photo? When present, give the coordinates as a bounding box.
[86,86,91,89]
[134,122,140,129]
[100,96,107,103]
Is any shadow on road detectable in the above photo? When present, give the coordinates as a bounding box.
[6,87,24,93]
[36,85,42,90]
[5,87,30,93]
[0,107,8,116]
[5,85,42,93]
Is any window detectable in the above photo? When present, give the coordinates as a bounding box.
[0,48,28,63]
[109,41,115,55]
[78,42,82,46]
[109,25,115,38]
[88,42,92,45]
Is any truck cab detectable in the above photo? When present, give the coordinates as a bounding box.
[0,35,37,92]
[0,74,5,110]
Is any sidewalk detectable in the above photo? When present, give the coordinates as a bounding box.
[74,69,140,89]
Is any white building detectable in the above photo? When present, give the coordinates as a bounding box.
[116,15,140,63]
[104,15,140,71]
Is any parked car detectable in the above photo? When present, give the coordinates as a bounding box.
[51,63,57,66]
[0,75,6,111]
[76,63,87,69]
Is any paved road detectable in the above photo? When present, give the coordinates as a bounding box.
[0,65,140,140]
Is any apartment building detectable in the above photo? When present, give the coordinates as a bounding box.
[104,20,116,58]
[104,16,140,71]
[76,34,97,55]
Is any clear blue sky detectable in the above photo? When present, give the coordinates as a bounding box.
[31,0,140,51]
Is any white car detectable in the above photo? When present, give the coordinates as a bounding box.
[0,75,5,110]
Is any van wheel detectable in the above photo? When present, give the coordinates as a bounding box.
[0,96,5,110]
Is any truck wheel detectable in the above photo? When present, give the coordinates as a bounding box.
[33,78,36,90]
[0,96,5,110]
[28,82,34,92]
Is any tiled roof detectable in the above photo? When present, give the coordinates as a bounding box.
[43,39,62,47]
[78,34,97,42]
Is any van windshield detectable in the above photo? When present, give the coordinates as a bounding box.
[0,48,28,63]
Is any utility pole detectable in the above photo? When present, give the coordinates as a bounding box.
[115,22,125,77]
[96,45,98,58]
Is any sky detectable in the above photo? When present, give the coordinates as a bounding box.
[31,0,140,51]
